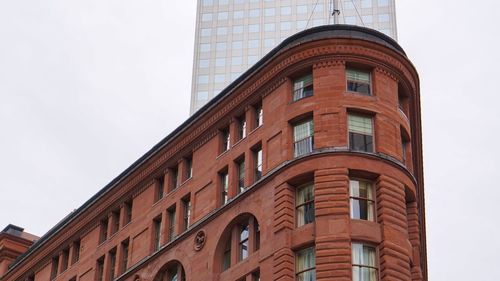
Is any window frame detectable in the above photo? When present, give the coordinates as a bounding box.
[293,118,314,157]
[351,243,379,281]
[346,67,372,96]
[295,183,315,227]
[292,73,314,102]
[295,246,316,280]
[349,179,376,222]
[348,113,374,153]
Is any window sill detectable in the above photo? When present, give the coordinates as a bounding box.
[248,124,262,136]
[290,94,313,104]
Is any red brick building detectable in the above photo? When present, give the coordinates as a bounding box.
[0,25,427,281]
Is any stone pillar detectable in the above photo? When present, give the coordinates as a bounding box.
[377,175,412,281]
[272,182,294,280]
[314,168,351,281]
[406,201,423,281]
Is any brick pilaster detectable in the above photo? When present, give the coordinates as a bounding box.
[273,182,294,280]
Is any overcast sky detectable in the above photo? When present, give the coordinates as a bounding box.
[1,1,499,280]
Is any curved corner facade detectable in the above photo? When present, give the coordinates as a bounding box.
[1,26,426,281]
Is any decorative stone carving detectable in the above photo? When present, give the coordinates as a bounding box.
[194,230,207,251]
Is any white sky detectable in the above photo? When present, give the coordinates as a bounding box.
[1,1,499,280]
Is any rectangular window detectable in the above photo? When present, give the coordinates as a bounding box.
[347,68,371,95]
[237,158,245,193]
[153,217,162,251]
[221,171,229,205]
[348,114,374,152]
[254,148,262,181]
[223,240,231,271]
[108,249,116,281]
[168,207,176,242]
[221,127,230,153]
[171,166,179,189]
[156,176,165,202]
[293,74,313,101]
[50,256,59,280]
[124,199,133,225]
[293,119,314,157]
[237,115,246,141]
[296,183,315,226]
[120,239,129,274]
[182,197,191,231]
[61,247,69,272]
[186,156,193,180]
[71,239,80,265]
[96,256,104,281]
[255,103,263,128]
[350,180,375,221]
[352,243,378,281]
[239,224,249,261]
[99,218,108,244]
[111,209,120,234]
[296,247,316,280]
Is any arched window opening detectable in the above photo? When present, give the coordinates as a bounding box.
[154,261,186,281]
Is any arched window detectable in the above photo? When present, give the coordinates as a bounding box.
[216,214,260,272]
[154,260,186,281]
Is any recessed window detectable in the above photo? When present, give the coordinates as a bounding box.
[239,224,249,261]
[349,179,375,221]
[293,74,313,101]
[215,58,226,67]
[220,127,230,153]
[347,68,371,95]
[296,183,315,226]
[153,216,162,251]
[201,28,211,37]
[232,41,243,49]
[108,249,117,280]
[352,243,378,281]
[218,12,228,20]
[199,59,209,68]
[99,218,108,243]
[348,114,374,152]
[296,247,316,280]
[200,43,211,52]
[253,147,262,181]
[216,42,227,51]
[297,5,308,14]
[185,156,193,180]
[236,158,245,193]
[198,75,209,84]
[264,23,275,32]
[124,199,133,225]
[254,103,263,128]
[182,197,191,231]
[220,170,229,205]
[233,25,244,34]
[95,256,104,281]
[237,114,246,141]
[223,239,231,271]
[167,206,176,242]
[50,256,59,280]
[293,119,314,157]
[120,239,129,274]
[248,39,259,49]
[217,27,228,36]
[111,209,120,234]
[170,166,179,189]
[71,239,80,265]
[61,248,69,272]
[249,24,260,33]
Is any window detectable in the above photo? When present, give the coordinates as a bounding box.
[220,170,229,205]
[248,55,258,65]
[50,256,59,280]
[218,12,228,20]
[297,5,308,14]
[347,68,371,95]
[361,0,372,8]
[216,42,227,51]
[185,156,193,180]
[281,21,291,31]
[171,166,179,189]
[264,23,275,32]
[167,207,176,242]
[352,244,378,281]
[153,216,162,251]
[99,218,108,243]
[182,197,191,231]
[124,199,133,225]
[249,24,259,33]
[156,176,165,202]
[253,147,262,181]
[232,56,242,66]
[348,114,374,152]
[120,239,129,274]
[221,127,230,153]
[215,58,225,67]
[71,239,80,264]
[378,14,390,22]
[248,39,259,49]
[252,271,260,281]
[296,247,316,281]
[200,28,211,37]
[61,247,69,272]
[222,239,231,271]
[232,41,243,49]
[254,103,263,128]
[217,27,227,36]
[264,38,274,48]
[264,8,275,16]
[96,256,104,281]
[281,6,292,15]
[237,115,246,140]
[349,180,375,221]
[236,158,245,193]
[198,75,209,84]
[200,44,210,53]
[108,249,116,280]
[111,209,120,234]
[378,0,389,7]
[202,0,213,6]
[249,9,260,18]
[296,183,315,226]
[199,59,209,68]
[362,15,373,24]
[201,13,212,21]
[239,224,249,261]
[233,25,243,34]
[234,10,244,19]
[293,74,313,101]
[293,119,314,157]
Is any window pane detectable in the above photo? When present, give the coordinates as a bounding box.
[296,247,315,276]
[294,120,313,141]
[348,115,373,135]
[293,74,313,100]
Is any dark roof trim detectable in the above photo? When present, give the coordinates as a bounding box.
[6,24,408,274]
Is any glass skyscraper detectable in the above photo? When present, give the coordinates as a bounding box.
[190,0,397,113]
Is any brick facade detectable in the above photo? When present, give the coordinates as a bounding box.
[0,25,426,281]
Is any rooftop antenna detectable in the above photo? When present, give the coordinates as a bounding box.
[332,0,340,24]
